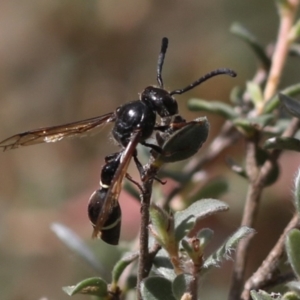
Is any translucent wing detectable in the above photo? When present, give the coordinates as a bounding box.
[92,130,142,239]
[0,112,115,151]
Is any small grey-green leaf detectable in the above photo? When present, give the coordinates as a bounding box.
[226,157,247,179]
[264,137,300,151]
[250,114,275,127]
[112,251,139,284]
[141,277,176,300]
[153,249,176,281]
[51,223,105,274]
[189,178,229,203]
[246,81,263,106]
[289,19,300,42]
[280,93,300,119]
[233,118,257,137]
[174,199,229,241]
[158,168,189,182]
[156,117,209,163]
[286,281,300,296]
[172,274,193,300]
[233,115,274,137]
[286,229,300,279]
[198,228,214,248]
[230,85,244,105]
[230,22,270,69]
[188,99,238,120]
[62,277,108,297]
[264,84,300,113]
[250,290,275,300]
[204,226,255,270]
[281,291,300,300]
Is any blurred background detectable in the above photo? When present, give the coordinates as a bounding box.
[0,1,299,299]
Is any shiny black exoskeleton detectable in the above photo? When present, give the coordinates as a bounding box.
[0,37,237,245]
[112,87,178,147]
[111,39,179,149]
[111,38,235,151]
[88,154,122,245]
[0,37,236,153]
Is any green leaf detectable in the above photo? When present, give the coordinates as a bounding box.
[188,99,238,120]
[289,19,300,42]
[204,226,255,271]
[282,291,300,300]
[155,117,209,163]
[250,114,275,127]
[286,229,300,279]
[226,157,247,179]
[149,204,178,254]
[264,137,300,151]
[286,281,300,296]
[62,277,108,297]
[230,85,244,105]
[174,199,229,241]
[233,115,274,137]
[233,118,258,137]
[250,290,275,300]
[246,81,264,107]
[197,228,214,249]
[51,223,105,274]
[141,277,176,300]
[230,22,270,69]
[262,119,289,137]
[264,84,300,113]
[153,249,176,281]
[280,93,300,118]
[255,147,280,186]
[159,168,189,182]
[112,251,139,285]
[172,274,193,300]
[189,177,229,203]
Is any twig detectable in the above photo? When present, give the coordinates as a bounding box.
[228,118,300,300]
[241,213,299,299]
[262,0,299,106]
[228,1,299,298]
[137,178,153,300]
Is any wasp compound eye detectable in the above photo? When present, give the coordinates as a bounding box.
[141,86,178,117]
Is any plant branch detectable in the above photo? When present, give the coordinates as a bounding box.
[164,121,240,206]
[261,0,299,109]
[137,178,153,300]
[241,213,299,299]
[228,117,300,300]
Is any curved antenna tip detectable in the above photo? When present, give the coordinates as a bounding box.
[227,69,237,77]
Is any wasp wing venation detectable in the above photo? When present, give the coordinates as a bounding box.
[0,113,115,150]
[92,130,142,239]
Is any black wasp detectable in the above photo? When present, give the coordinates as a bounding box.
[0,37,236,245]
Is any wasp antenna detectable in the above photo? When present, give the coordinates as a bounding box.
[157,37,169,88]
[170,68,237,96]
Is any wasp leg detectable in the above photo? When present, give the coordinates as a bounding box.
[125,173,143,194]
[141,141,162,154]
